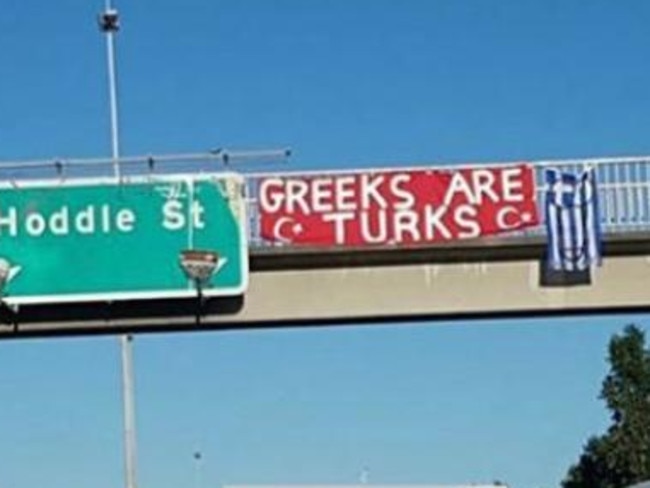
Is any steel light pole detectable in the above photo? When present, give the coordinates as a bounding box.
[99,4,138,488]
[193,450,203,488]
[100,0,122,179]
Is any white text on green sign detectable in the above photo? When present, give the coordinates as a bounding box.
[0,174,248,304]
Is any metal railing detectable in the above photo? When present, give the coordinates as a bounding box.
[535,157,650,233]
[246,156,650,247]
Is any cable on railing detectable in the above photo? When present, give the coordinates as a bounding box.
[0,148,292,174]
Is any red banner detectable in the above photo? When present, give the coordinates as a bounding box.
[259,164,539,246]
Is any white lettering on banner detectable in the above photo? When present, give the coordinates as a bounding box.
[390,174,415,210]
[319,207,486,244]
[260,169,531,213]
[360,210,387,244]
[360,174,387,209]
[502,167,524,201]
[455,205,481,238]
[259,178,284,213]
[285,179,310,214]
[322,212,355,245]
[444,172,476,205]
[470,170,499,204]
[336,176,357,211]
[260,174,406,214]
[424,205,452,240]
[312,178,334,213]
[394,210,420,242]
[259,165,539,246]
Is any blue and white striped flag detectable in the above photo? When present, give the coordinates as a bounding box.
[545,167,602,271]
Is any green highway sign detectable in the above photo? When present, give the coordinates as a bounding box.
[0,173,248,305]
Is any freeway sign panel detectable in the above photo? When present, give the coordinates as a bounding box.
[0,173,248,305]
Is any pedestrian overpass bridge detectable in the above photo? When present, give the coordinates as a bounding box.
[1,155,649,338]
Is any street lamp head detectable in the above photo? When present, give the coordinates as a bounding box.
[179,250,219,286]
[99,8,120,32]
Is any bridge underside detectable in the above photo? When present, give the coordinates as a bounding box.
[2,235,649,339]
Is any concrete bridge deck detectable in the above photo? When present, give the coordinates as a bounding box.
[2,232,648,339]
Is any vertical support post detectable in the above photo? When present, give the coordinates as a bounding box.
[120,334,138,488]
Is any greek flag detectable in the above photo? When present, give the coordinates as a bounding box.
[545,167,602,271]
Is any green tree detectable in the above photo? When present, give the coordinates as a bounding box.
[562,324,650,488]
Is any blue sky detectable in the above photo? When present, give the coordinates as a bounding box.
[0,2,649,488]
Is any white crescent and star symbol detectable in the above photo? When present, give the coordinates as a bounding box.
[272,217,305,242]
[496,207,535,230]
